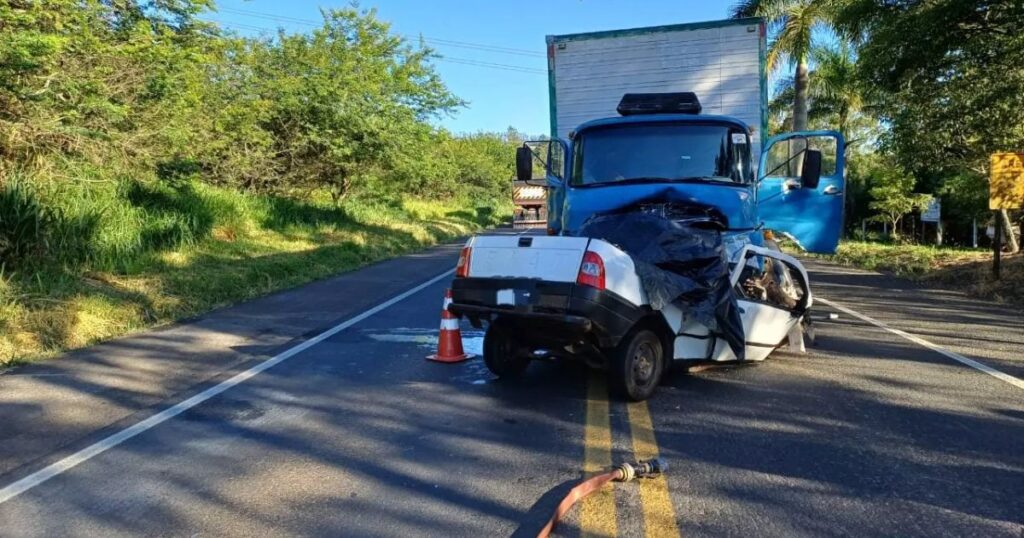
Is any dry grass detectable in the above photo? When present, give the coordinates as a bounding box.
[801,241,1023,308]
[921,252,1024,307]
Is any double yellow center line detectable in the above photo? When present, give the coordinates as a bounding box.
[581,374,617,536]
[580,372,680,537]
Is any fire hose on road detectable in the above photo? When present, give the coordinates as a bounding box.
[536,458,668,538]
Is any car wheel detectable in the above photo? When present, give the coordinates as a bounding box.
[610,329,664,401]
[483,322,530,378]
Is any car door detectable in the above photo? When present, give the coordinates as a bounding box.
[729,246,812,361]
[757,131,845,254]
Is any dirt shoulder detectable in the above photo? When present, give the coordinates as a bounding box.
[790,241,1023,309]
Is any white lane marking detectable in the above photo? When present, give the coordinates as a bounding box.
[0,269,456,505]
[817,297,1024,391]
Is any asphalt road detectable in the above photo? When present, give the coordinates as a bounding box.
[0,235,1021,537]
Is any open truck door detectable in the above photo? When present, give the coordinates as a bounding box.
[757,131,845,254]
[544,138,569,234]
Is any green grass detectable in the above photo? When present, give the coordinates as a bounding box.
[0,179,509,365]
[812,241,990,276]
[795,240,1023,307]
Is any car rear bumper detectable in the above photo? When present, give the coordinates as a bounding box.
[448,277,645,348]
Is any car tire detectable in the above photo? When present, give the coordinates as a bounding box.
[610,329,665,401]
[483,322,530,378]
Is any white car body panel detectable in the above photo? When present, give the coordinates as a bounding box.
[465,235,647,307]
[585,238,647,307]
[737,302,797,360]
[466,235,590,282]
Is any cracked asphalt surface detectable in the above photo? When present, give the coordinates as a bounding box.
[0,238,1021,537]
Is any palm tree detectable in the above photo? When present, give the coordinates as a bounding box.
[769,41,869,143]
[731,0,837,132]
[808,42,862,139]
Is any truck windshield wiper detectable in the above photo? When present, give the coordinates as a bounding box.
[671,176,739,184]
[580,176,738,188]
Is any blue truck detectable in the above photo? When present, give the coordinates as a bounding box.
[449,19,845,400]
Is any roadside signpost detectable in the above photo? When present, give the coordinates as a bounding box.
[989,152,1024,279]
[921,199,941,222]
[921,199,941,245]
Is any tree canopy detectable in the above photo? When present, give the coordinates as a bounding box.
[838,0,1024,248]
[732,0,839,131]
[0,1,514,205]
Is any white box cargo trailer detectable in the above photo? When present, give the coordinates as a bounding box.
[546,17,768,159]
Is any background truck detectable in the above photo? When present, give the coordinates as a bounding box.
[450,18,846,400]
[511,180,547,229]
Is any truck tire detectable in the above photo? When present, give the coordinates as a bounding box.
[484,322,530,378]
[610,329,664,401]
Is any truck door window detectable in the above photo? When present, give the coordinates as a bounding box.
[571,123,752,186]
[766,136,838,177]
[548,141,565,180]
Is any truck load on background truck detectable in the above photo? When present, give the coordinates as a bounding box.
[450,18,846,400]
[511,180,547,229]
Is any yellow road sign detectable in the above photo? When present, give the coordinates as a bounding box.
[990,152,1024,210]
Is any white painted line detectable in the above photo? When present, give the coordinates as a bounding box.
[0,269,456,505]
[817,297,1024,391]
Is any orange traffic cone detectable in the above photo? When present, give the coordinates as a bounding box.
[427,289,473,363]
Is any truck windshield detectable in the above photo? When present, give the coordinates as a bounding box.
[571,123,752,186]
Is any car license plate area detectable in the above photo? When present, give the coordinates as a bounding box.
[496,288,532,307]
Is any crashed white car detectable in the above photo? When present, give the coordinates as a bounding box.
[449,231,813,401]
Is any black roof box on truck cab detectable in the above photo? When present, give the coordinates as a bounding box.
[617,92,702,116]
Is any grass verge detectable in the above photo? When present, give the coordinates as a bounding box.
[0,183,507,366]
[798,241,1023,307]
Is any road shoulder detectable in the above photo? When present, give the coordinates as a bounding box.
[0,241,464,481]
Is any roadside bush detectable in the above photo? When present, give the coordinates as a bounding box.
[0,180,54,262]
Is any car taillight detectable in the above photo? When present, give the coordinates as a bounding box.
[455,246,472,278]
[577,251,605,290]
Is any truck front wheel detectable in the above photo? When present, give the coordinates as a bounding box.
[484,321,530,378]
[610,329,665,401]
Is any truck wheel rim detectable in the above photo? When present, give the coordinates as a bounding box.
[633,342,656,384]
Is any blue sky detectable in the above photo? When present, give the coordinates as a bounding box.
[207,1,739,136]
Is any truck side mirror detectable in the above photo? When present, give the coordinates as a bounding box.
[801,149,822,189]
[516,145,533,182]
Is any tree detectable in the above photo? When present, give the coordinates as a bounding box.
[768,42,876,143]
[866,161,931,241]
[839,0,1023,252]
[0,0,511,204]
[213,8,462,202]
[731,0,838,131]
[804,42,864,142]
